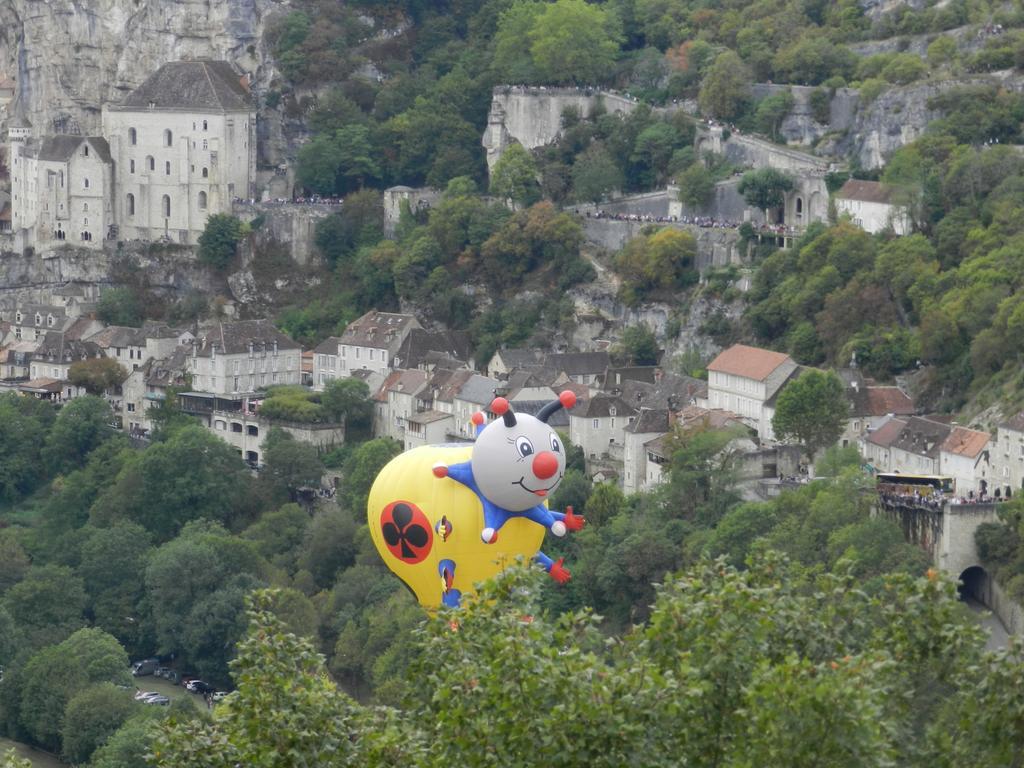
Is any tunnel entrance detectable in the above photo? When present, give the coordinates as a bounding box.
[958,565,988,603]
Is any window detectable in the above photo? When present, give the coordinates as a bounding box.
[83,178,90,189]
[202,139,208,150]
[127,402,135,412]
[233,376,239,391]
[163,129,172,147]
[129,127,137,145]
[129,159,135,173]
[83,202,89,212]
[162,195,171,217]
[126,193,135,216]
[368,349,374,362]
[147,156,154,171]
[231,422,243,433]
[202,167,208,178]
[198,191,207,209]
[83,144,89,157]
[247,425,258,436]
[592,419,599,429]
[202,120,208,130]
[47,315,54,327]
[165,160,171,175]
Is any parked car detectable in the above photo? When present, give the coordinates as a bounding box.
[165,670,181,685]
[211,691,231,702]
[186,680,213,694]
[130,658,160,676]
[154,666,170,678]
[143,695,170,706]
[179,675,199,687]
[134,690,161,701]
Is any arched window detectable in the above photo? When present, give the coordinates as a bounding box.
[129,159,135,173]
[796,197,803,214]
[83,202,89,212]
[129,127,137,145]
[163,129,173,147]
[162,195,171,217]
[126,193,135,216]
[198,191,207,209]
[83,178,90,189]
[201,167,208,178]
[147,156,154,171]
[165,160,171,175]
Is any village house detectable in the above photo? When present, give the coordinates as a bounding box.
[704,344,798,440]
[486,348,544,378]
[373,369,428,442]
[545,351,611,387]
[639,407,752,490]
[393,328,473,372]
[336,310,421,379]
[86,325,148,371]
[840,369,916,448]
[186,320,301,396]
[312,336,343,390]
[939,426,992,497]
[403,410,453,451]
[992,412,1024,498]
[833,179,910,235]
[623,408,671,494]
[121,346,189,436]
[568,392,637,465]
[862,416,952,477]
[102,60,256,244]
[28,331,104,400]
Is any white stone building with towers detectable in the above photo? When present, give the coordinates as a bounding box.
[7,59,256,251]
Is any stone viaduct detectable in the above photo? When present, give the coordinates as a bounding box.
[877,496,1023,634]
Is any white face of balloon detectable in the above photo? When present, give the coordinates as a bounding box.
[471,412,567,512]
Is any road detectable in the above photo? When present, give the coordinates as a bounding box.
[964,596,1011,651]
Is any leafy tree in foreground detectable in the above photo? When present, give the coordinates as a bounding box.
[0,392,55,502]
[528,0,620,85]
[155,558,1018,767]
[490,142,541,208]
[41,394,114,473]
[699,50,751,120]
[62,683,136,764]
[68,357,128,396]
[771,369,849,462]
[321,377,373,434]
[572,143,623,204]
[262,428,325,495]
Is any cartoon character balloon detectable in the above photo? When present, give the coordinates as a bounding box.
[366,391,585,609]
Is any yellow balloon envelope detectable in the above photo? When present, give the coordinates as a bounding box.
[367,444,545,609]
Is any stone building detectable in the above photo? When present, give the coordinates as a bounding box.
[187,320,301,396]
[833,179,910,235]
[703,344,798,441]
[102,60,256,244]
[9,132,113,250]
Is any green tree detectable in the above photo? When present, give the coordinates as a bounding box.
[68,357,128,396]
[41,395,114,473]
[90,713,160,768]
[699,50,751,120]
[572,143,624,203]
[198,214,246,271]
[314,189,384,268]
[78,521,152,649]
[0,530,30,595]
[739,167,795,220]
[753,90,795,141]
[262,428,325,495]
[62,683,136,764]
[321,378,373,434]
[528,0,621,85]
[97,288,144,327]
[489,143,541,208]
[242,503,310,572]
[492,1,544,82]
[771,369,848,462]
[18,628,130,752]
[90,425,253,541]
[0,393,55,502]
[297,507,358,589]
[676,162,715,207]
[339,438,401,517]
[4,564,87,649]
[613,324,660,365]
[584,482,625,526]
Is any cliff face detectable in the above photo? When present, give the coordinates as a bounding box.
[0,0,279,145]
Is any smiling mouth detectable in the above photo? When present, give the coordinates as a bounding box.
[514,475,562,497]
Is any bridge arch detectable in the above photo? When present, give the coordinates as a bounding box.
[958,565,988,603]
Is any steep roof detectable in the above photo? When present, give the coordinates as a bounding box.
[376,368,428,402]
[707,344,793,382]
[118,60,252,111]
[455,374,500,406]
[625,408,670,434]
[341,310,418,350]
[86,325,147,348]
[408,409,453,425]
[677,405,746,433]
[865,417,908,448]
[491,348,544,371]
[35,331,102,364]
[570,392,634,419]
[865,387,915,417]
[835,179,895,204]
[313,336,342,355]
[192,320,299,357]
[34,136,111,164]
[941,426,990,459]
[546,351,610,376]
[890,416,952,458]
[146,347,189,388]
[395,328,472,370]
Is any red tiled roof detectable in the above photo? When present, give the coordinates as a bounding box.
[707,344,792,382]
[865,386,914,417]
[941,426,990,459]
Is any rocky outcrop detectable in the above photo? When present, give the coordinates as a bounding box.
[0,0,284,155]
[749,84,860,147]
[836,71,1024,169]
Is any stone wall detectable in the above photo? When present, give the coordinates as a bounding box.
[579,217,742,267]
[233,202,335,266]
[976,570,1024,636]
[382,186,442,235]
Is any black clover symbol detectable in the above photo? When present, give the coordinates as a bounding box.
[382,502,431,562]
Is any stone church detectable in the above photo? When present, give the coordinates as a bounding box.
[8,60,256,251]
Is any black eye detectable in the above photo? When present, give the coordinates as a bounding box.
[550,434,561,453]
[515,436,534,458]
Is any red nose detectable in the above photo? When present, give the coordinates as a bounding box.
[532,451,559,480]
